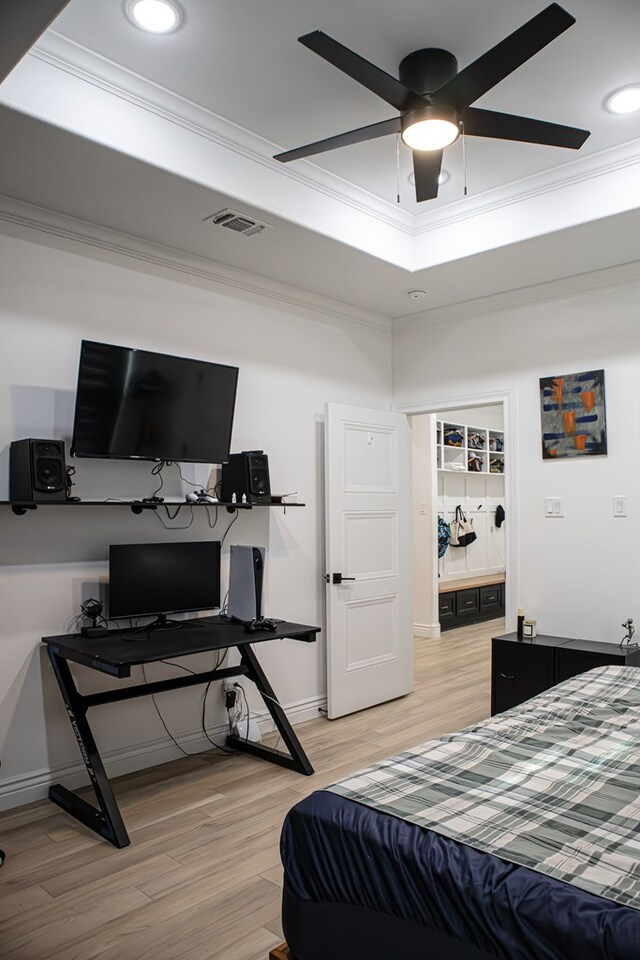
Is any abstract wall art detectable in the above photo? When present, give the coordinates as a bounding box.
[540,369,607,459]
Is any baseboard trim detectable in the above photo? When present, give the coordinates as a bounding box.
[413,622,441,639]
[0,693,326,811]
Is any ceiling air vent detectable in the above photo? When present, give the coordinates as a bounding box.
[203,208,272,238]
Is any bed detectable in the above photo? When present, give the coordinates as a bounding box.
[279,666,640,960]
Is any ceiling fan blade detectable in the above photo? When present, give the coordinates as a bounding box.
[463,107,590,149]
[274,116,401,163]
[299,31,424,112]
[412,149,443,202]
[435,4,575,110]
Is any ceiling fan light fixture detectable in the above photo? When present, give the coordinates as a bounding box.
[402,105,460,152]
[126,0,182,34]
[606,85,640,115]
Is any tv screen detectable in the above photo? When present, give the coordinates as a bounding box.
[109,541,221,620]
[71,340,239,463]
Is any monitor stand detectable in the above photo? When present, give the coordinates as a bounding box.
[146,614,181,630]
[137,614,202,633]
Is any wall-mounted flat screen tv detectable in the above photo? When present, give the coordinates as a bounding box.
[71,340,239,463]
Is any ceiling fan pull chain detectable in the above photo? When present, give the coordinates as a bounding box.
[396,133,401,204]
[461,121,468,197]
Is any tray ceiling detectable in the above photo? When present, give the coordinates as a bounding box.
[0,0,639,318]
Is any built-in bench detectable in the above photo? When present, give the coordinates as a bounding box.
[438,573,505,631]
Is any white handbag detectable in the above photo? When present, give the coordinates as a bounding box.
[450,505,477,548]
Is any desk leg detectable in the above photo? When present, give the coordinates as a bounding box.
[47,649,130,848]
[226,644,314,775]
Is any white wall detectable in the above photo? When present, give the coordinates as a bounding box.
[394,280,640,644]
[438,404,504,430]
[437,473,506,582]
[0,231,391,808]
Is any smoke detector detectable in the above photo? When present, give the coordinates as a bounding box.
[406,289,428,301]
[203,209,273,237]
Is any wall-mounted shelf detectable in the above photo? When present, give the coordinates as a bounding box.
[437,421,505,476]
[1,500,305,517]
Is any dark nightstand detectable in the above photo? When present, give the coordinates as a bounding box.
[556,639,640,683]
[491,633,640,715]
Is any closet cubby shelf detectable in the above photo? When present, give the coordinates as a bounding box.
[1,500,305,517]
[437,420,505,476]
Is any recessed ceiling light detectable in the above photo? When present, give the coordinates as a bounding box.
[605,85,640,115]
[408,169,450,187]
[126,0,182,34]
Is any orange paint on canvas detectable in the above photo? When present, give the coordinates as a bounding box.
[563,410,575,435]
[553,377,564,406]
[548,449,558,457]
[581,390,595,413]
[574,434,587,451]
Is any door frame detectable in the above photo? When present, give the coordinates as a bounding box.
[394,388,518,635]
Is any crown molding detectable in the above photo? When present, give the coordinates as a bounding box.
[8,31,640,279]
[31,32,414,237]
[0,194,391,333]
[392,258,640,331]
[413,135,640,240]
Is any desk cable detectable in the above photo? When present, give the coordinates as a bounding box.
[235,655,282,752]
[141,650,234,757]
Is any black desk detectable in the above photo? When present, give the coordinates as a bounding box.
[42,616,320,848]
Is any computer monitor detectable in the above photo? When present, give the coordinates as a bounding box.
[109,541,221,626]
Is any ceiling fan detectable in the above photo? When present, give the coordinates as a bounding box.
[274,3,591,202]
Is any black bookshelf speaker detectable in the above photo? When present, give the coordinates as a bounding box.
[221,451,271,504]
[10,439,67,502]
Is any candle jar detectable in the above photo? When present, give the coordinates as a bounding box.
[523,619,537,639]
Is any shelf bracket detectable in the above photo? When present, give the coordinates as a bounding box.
[11,504,37,516]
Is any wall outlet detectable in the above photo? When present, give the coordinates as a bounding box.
[222,680,235,696]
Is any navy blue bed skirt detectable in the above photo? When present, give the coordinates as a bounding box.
[281,791,639,960]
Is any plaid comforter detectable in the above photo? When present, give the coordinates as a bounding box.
[329,665,640,909]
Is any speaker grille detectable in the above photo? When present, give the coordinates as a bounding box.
[34,441,65,492]
[34,458,64,491]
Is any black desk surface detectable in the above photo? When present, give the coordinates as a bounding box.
[43,616,320,676]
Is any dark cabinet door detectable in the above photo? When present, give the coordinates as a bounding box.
[555,649,624,684]
[492,640,555,714]
[480,585,502,613]
[438,593,456,627]
[457,588,480,620]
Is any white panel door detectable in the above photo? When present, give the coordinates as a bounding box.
[325,403,413,719]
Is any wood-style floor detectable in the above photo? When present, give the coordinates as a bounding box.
[0,619,501,960]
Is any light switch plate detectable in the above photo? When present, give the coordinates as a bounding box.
[544,497,564,518]
[613,495,627,518]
